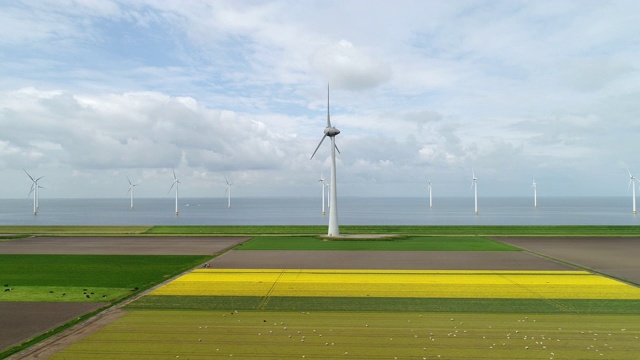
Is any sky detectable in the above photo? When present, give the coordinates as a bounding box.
[1,0,640,199]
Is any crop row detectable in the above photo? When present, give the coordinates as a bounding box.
[150,269,640,300]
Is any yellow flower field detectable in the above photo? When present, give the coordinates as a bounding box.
[150,269,640,300]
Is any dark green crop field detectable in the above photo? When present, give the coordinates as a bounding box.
[0,254,210,302]
[236,235,519,251]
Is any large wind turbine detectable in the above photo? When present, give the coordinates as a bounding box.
[169,169,180,215]
[428,180,433,208]
[126,177,139,210]
[319,172,326,215]
[311,84,341,236]
[628,171,638,214]
[532,178,537,208]
[471,170,478,215]
[225,177,232,208]
[24,169,44,215]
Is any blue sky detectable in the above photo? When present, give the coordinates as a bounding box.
[1,0,640,199]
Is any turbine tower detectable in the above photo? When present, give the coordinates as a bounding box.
[319,172,326,215]
[532,178,537,208]
[225,176,232,208]
[311,84,341,236]
[24,169,43,215]
[629,171,638,214]
[127,177,138,210]
[471,170,478,215]
[428,180,433,208]
[169,169,180,215]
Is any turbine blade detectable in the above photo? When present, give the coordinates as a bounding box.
[24,169,35,181]
[127,176,132,185]
[172,168,177,181]
[326,83,331,128]
[334,143,341,154]
[225,176,229,186]
[310,134,327,159]
[168,182,176,193]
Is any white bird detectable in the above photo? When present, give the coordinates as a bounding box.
[169,169,180,215]
[24,169,44,215]
[225,177,233,208]
[471,170,478,215]
[628,170,638,214]
[311,84,341,236]
[319,172,326,215]
[126,177,139,210]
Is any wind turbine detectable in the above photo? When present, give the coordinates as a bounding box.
[532,178,537,208]
[24,169,43,215]
[428,180,433,208]
[471,170,478,215]
[126,177,139,210]
[311,84,341,236]
[319,172,326,215]
[169,169,180,215]
[225,176,232,208]
[628,170,638,214]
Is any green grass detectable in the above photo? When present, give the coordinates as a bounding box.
[0,255,210,302]
[0,226,152,235]
[144,225,640,236]
[236,235,519,250]
[3,225,640,236]
[128,296,640,314]
[49,310,640,360]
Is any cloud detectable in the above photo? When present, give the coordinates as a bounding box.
[310,40,391,90]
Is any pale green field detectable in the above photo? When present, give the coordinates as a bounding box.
[51,310,640,359]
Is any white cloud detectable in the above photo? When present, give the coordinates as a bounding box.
[310,40,391,90]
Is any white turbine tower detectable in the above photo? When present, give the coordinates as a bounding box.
[24,170,43,215]
[311,84,341,236]
[471,170,478,215]
[628,170,638,214]
[319,172,326,215]
[127,177,139,210]
[532,178,537,208]
[225,177,233,208]
[169,169,180,215]
[325,182,331,209]
[428,180,433,208]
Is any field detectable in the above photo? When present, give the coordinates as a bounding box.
[48,310,640,360]
[2,229,640,359]
[0,236,248,358]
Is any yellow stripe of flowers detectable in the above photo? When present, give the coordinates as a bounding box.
[149,269,640,300]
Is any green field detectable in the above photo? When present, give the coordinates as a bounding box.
[50,310,640,360]
[129,295,640,314]
[3,225,640,236]
[237,235,519,250]
[0,255,210,302]
[145,225,640,236]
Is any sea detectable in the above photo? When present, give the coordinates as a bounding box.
[1,196,639,226]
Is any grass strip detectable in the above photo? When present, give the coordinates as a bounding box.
[144,225,640,236]
[127,296,640,314]
[0,226,152,236]
[237,236,519,250]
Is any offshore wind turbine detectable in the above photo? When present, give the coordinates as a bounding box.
[471,170,478,215]
[24,169,43,215]
[428,180,433,208]
[225,177,233,208]
[319,172,326,215]
[311,84,341,236]
[169,169,180,215]
[628,170,638,214]
[126,177,139,210]
[532,178,537,208]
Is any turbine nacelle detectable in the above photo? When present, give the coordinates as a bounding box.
[324,127,340,137]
